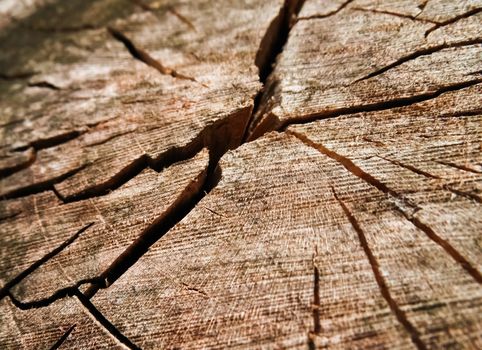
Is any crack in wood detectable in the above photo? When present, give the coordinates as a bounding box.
[435,160,481,174]
[1,129,87,180]
[297,0,353,21]
[0,223,95,301]
[75,291,140,350]
[307,261,321,350]
[243,0,305,142]
[280,79,482,129]
[27,81,61,90]
[425,8,482,37]
[107,26,200,84]
[48,324,76,350]
[353,39,482,83]
[332,189,427,350]
[378,156,439,179]
[1,163,88,201]
[287,130,482,284]
[351,7,438,24]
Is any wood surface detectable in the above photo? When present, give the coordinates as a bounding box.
[0,0,481,349]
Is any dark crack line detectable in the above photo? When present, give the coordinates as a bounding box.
[0,148,36,179]
[131,0,196,31]
[49,324,76,350]
[27,81,61,90]
[332,189,426,350]
[444,186,482,204]
[352,7,437,23]
[0,223,94,300]
[353,39,482,83]
[379,157,481,203]
[1,129,86,180]
[1,164,88,201]
[436,160,481,174]
[12,129,84,152]
[167,6,196,31]
[107,26,200,84]
[0,164,87,200]
[181,282,209,298]
[0,210,21,222]
[297,0,353,21]
[75,291,141,350]
[287,130,482,284]
[281,79,482,129]
[0,71,37,81]
[425,8,482,37]
[308,262,321,350]
[378,156,439,179]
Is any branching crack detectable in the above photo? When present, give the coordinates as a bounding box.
[332,189,426,350]
[287,130,482,284]
[83,165,214,298]
[107,26,199,84]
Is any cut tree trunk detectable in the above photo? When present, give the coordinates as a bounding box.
[0,0,481,349]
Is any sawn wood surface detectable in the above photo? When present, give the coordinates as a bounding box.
[0,0,481,349]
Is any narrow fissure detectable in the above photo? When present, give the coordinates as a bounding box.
[48,324,76,350]
[280,79,482,129]
[0,223,94,300]
[1,129,87,180]
[332,190,426,350]
[354,39,482,83]
[107,26,199,84]
[425,8,482,37]
[75,291,140,350]
[436,160,481,174]
[351,7,438,23]
[1,164,88,201]
[298,0,353,21]
[307,264,321,350]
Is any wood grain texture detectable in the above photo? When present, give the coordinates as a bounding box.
[1,0,481,348]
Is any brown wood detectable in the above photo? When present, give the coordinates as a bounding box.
[1,0,481,349]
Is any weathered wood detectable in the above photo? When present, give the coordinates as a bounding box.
[1,0,481,348]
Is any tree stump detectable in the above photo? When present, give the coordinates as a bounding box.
[0,0,481,349]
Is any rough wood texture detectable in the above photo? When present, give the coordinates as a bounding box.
[1,0,481,349]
